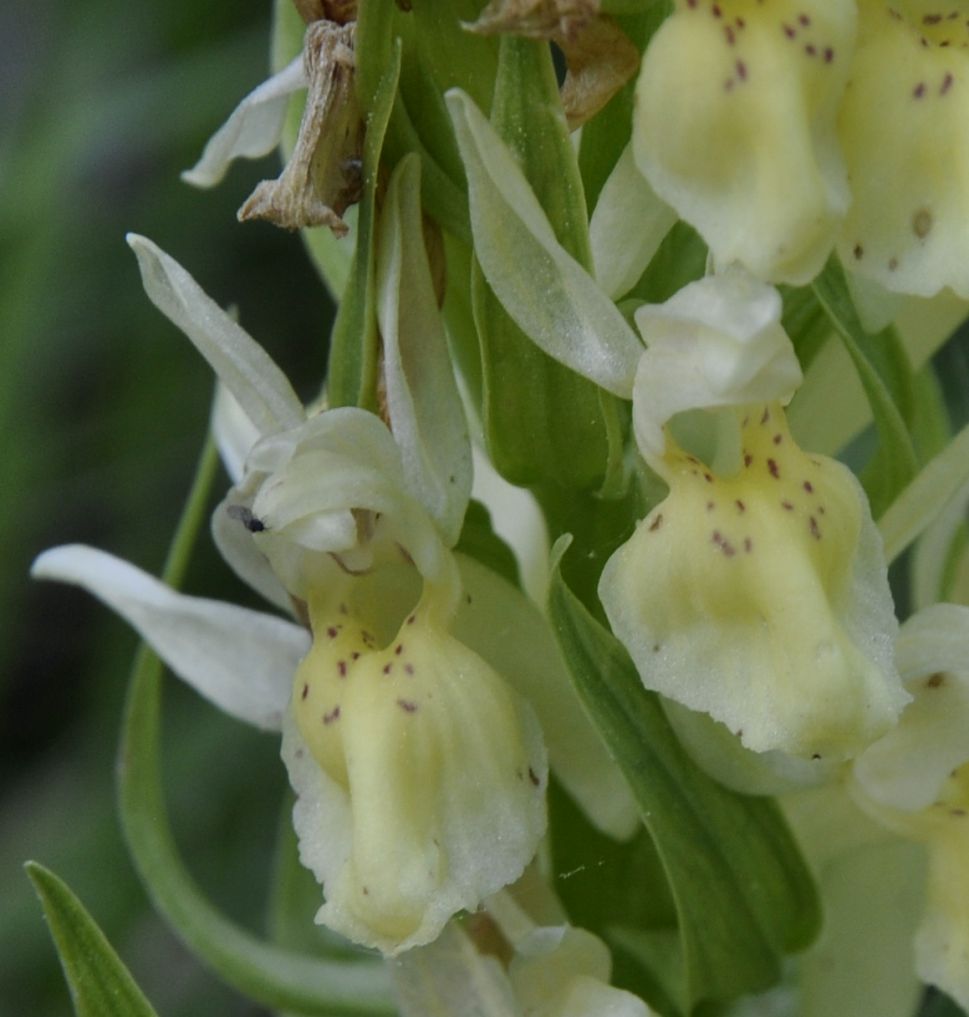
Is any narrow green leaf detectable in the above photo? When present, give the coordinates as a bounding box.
[326,43,400,410]
[548,539,819,1012]
[470,263,613,488]
[355,0,471,242]
[410,0,498,114]
[447,40,637,490]
[879,418,969,564]
[812,258,919,511]
[117,438,394,1016]
[26,861,160,1017]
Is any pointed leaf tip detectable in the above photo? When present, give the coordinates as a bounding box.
[26,861,161,1017]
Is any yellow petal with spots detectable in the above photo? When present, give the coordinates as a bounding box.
[838,1,969,297]
[633,0,855,284]
[285,590,547,955]
[600,404,904,759]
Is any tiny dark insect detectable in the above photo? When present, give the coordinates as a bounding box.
[227,504,266,533]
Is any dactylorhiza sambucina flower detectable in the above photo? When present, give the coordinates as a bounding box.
[32,236,637,955]
[851,603,969,1010]
[599,268,907,761]
[632,0,855,285]
[837,0,969,297]
[632,0,969,297]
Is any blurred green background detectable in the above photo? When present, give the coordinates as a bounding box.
[0,2,334,1013]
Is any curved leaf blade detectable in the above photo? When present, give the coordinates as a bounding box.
[812,258,919,512]
[26,862,160,1017]
[879,418,969,564]
[547,538,819,1012]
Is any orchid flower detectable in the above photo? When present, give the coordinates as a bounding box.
[837,0,969,298]
[632,0,855,285]
[599,268,906,760]
[632,1,969,300]
[851,603,969,1009]
[32,232,638,955]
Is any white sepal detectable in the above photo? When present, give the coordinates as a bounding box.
[446,89,643,398]
[127,234,305,437]
[32,545,306,731]
[181,56,307,188]
[376,154,472,547]
[210,489,293,614]
[211,381,262,484]
[632,268,803,469]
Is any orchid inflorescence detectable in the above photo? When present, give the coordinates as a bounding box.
[29,1,969,1015]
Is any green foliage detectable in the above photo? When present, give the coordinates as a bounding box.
[548,539,820,1015]
[26,862,161,1017]
[326,43,400,411]
[812,257,919,515]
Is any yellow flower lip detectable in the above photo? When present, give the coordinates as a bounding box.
[837,1,969,297]
[602,402,904,760]
[284,580,548,954]
[632,0,855,284]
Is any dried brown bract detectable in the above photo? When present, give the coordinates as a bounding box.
[465,0,638,129]
[238,21,364,235]
[466,0,598,40]
[559,16,639,129]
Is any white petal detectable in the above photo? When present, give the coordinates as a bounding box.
[211,381,262,484]
[376,154,472,547]
[182,56,307,188]
[631,269,803,468]
[916,832,969,1012]
[589,143,677,301]
[453,554,639,841]
[446,88,643,398]
[32,545,307,730]
[250,409,459,601]
[210,491,292,613]
[127,234,305,437]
